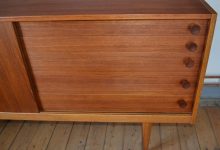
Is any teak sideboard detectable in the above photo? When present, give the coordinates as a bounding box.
[0,0,217,149]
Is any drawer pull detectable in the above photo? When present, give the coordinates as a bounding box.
[188,24,201,35]
[186,42,198,52]
[180,79,191,89]
[178,99,187,108]
[183,57,194,68]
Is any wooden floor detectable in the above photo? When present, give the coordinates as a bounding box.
[0,107,220,150]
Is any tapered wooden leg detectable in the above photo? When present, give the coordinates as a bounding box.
[142,123,152,150]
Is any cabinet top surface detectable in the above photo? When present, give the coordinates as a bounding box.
[0,0,214,21]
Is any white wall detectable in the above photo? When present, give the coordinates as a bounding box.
[205,0,220,76]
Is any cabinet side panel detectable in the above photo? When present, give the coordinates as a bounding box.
[0,22,39,112]
[192,14,217,122]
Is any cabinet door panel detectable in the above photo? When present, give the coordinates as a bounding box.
[19,20,207,113]
[0,22,38,112]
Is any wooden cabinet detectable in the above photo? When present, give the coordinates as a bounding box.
[0,0,216,149]
[0,22,38,112]
[18,20,208,113]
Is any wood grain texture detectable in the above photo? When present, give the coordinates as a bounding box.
[27,122,56,150]
[0,121,7,133]
[0,107,219,150]
[66,123,90,150]
[160,124,181,150]
[104,123,124,150]
[22,36,206,48]
[85,123,107,150]
[0,0,216,147]
[47,122,73,150]
[201,0,217,14]
[19,20,208,36]
[0,112,193,123]
[10,121,40,150]
[195,108,218,150]
[0,22,38,112]
[149,124,161,150]
[0,0,212,21]
[192,14,217,122]
[41,95,194,113]
[206,107,220,146]
[18,20,208,113]
[142,123,152,150]
[123,124,142,150]
[177,124,200,150]
[0,121,23,150]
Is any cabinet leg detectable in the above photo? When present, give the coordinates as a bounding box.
[142,122,152,150]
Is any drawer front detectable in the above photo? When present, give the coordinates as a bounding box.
[20,20,208,36]
[19,20,208,113]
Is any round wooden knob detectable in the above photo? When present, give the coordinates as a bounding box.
[180,79,191,89]
[183,57,195,68]
[188,24,201,35]
[178,99,187,108]
[186,42,198,52]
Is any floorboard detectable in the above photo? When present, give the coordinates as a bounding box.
[206,107,220,147]
[149,124,161,150]
[0,121,23,150]
[195,108,218,150]
[9,121,40,150]
[27,121,56,150]
[123,123,142,150]
[46,122,73,150]
[0,107,219,150]
[177,124,200,150]
[66,122,90,150]
[104,123,124,150]
[160,124,181,150]
[0,121,7,134]
[85,123,107,150]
